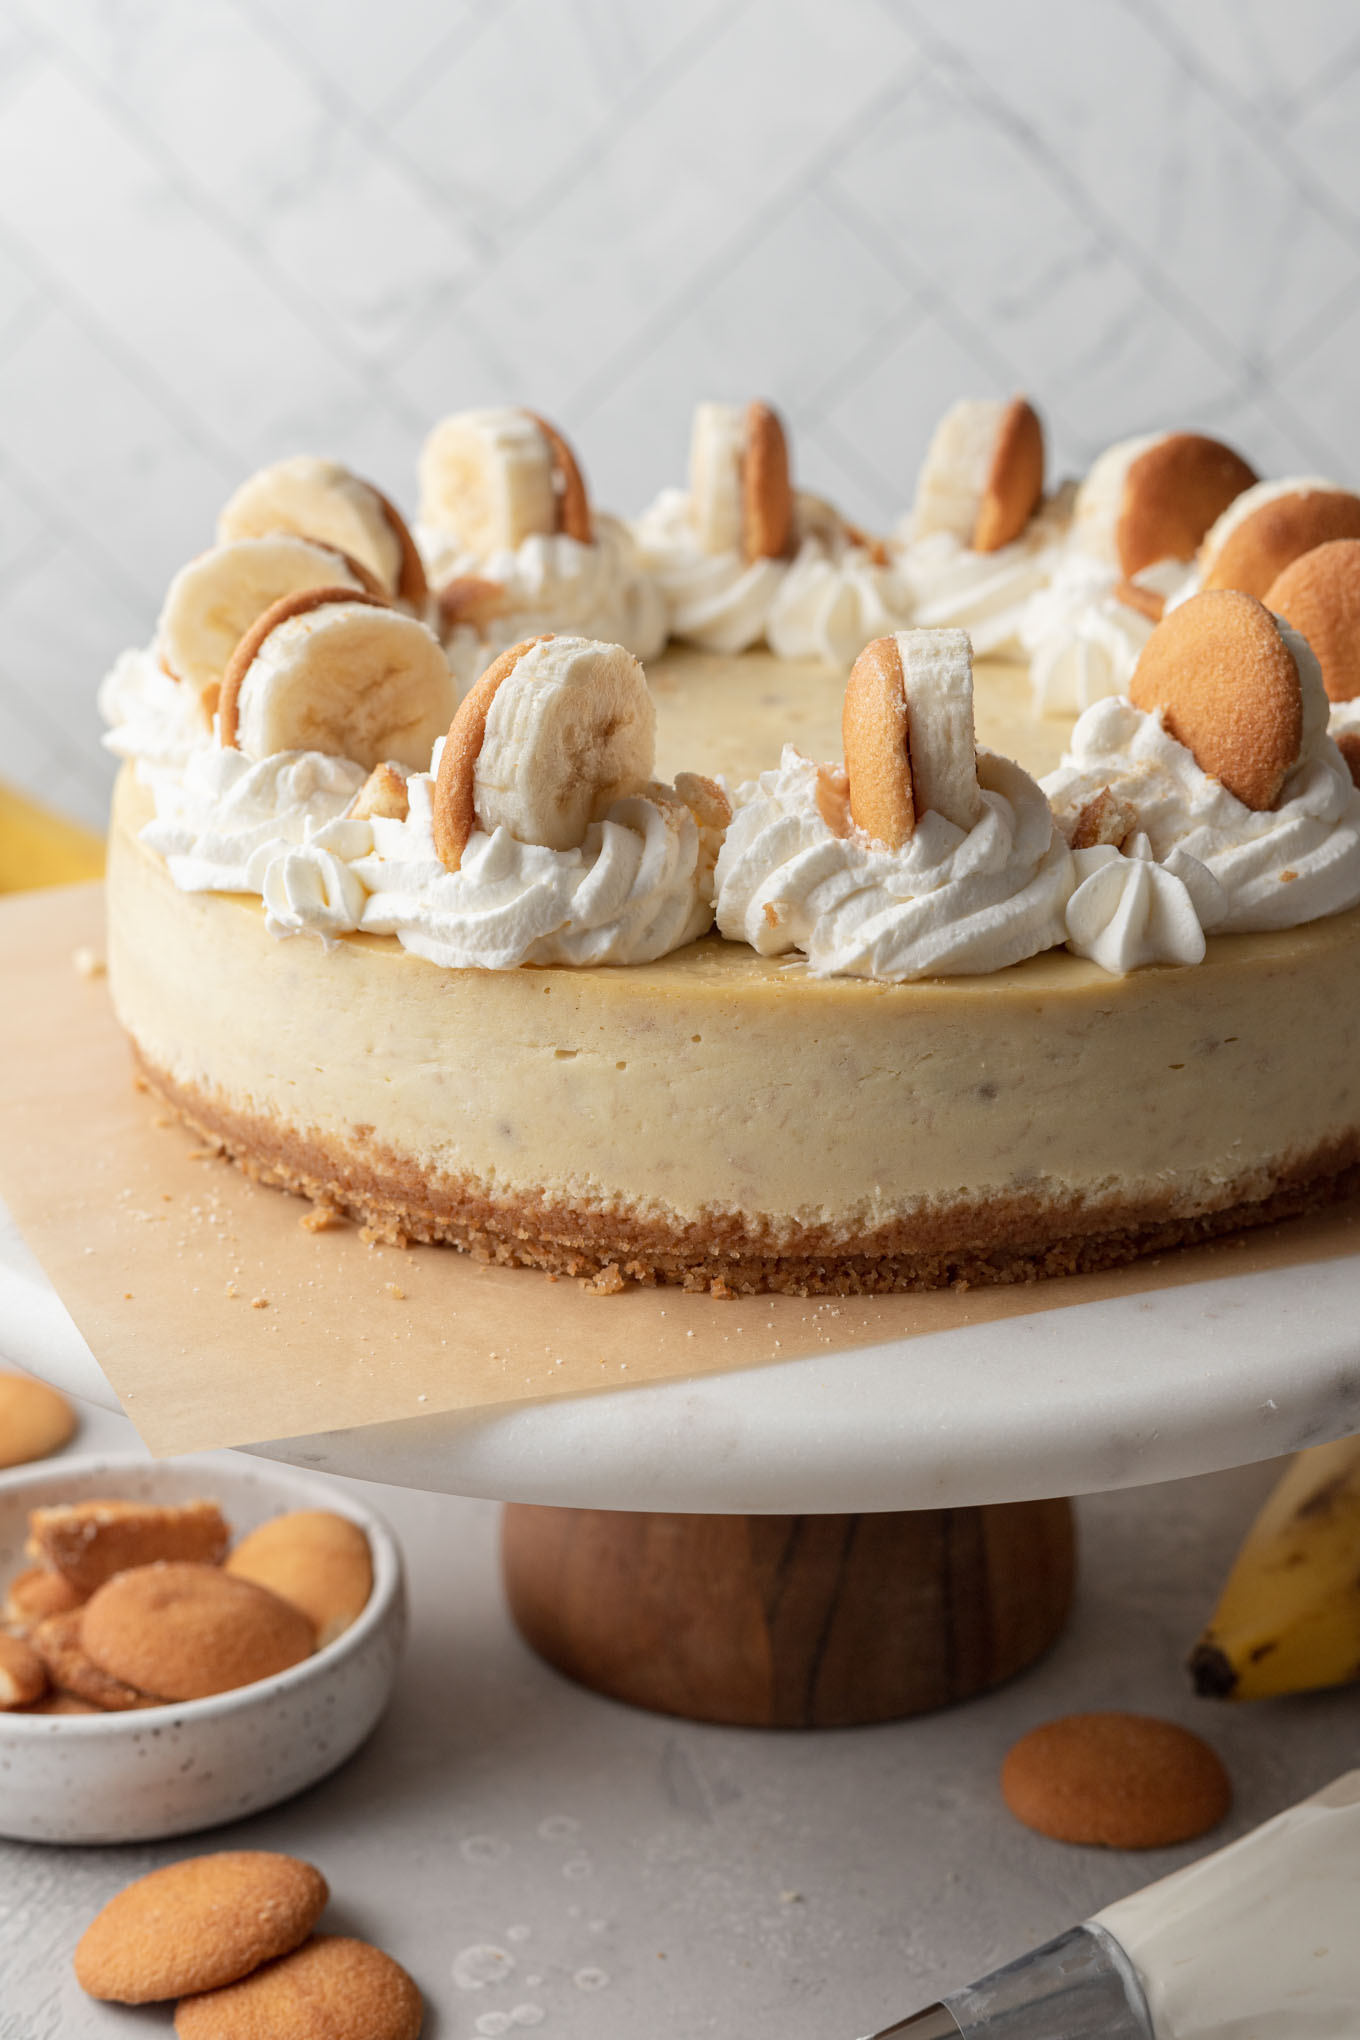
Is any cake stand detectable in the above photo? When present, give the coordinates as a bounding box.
[6,1192,1359,1728]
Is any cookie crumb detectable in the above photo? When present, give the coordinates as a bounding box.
[582,1264,626,1296]
[385,1282,405,1301]
[250,1296,269,1311]
[72,946,106,979]
[359,1222,408,1250]
[300,1204,346,1234]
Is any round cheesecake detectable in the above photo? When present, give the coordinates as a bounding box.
[106,652,1360,1296]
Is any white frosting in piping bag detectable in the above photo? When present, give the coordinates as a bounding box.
[1094,1769,1360,2039]
[714,743,1073,981]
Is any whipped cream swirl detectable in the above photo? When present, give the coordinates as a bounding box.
[139,745,367,895]
[632,485,782,652]
[420,512,666,679]
[261,819,374,943]
[352,761,719,969]
[896,489,1073,660]
[1022,555,1189,715]
[1043,651,1360,933]
[633,491,911,662]
[714,744,1073,980]
[100,648,213,769]
[1065,832,1226,975]
[765,536,915,666]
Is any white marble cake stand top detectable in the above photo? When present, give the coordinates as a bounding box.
[4,1194,1357,1510]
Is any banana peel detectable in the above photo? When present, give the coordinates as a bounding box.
[1190,1434,1360,1700]
[0,780,103,894]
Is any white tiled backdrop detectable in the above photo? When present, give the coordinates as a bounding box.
[4,0,1360,825]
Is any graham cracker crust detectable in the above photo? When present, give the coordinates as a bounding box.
[131,1044,1360,1298]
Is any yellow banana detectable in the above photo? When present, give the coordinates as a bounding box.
[1189,1433,1360,1700]
[0,780,103,894]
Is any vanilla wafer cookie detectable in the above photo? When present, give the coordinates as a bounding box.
[76,1852,328,2003]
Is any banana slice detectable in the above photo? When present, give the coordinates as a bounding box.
[911,397,1044,553]
[843,629,980,848]
[688,400,793,560]
[218,456,427,606]
[433,634,655,868]
[156,536,377,705]
[418,408,593,555]
[219,588,456,771]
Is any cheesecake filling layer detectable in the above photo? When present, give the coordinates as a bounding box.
[110,767,1360,1289]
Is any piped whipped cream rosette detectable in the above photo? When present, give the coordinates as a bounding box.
[349,634,731,969]
[633,400,913,663]
[138,589,456,942]
[896,396,1069,659]
[1056,790,1227,976]
[1264,539,1360,788]
[1022,431,1257,714]
[713,628,1074,980]
[1064,832,1226,976]
[1043,589,1360,947]
[417,408,666,676]
[141,745,368,911]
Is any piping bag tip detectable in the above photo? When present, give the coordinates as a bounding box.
[860,1923,1152,2040]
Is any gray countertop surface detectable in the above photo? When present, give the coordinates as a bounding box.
[2,1395,1356,2040]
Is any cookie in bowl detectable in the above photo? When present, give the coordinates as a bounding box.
[0,1454,404,1844]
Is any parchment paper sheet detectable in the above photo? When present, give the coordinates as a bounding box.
[2,883,1355,1456]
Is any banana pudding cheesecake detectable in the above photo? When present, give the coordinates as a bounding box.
[101,400,1360,1295]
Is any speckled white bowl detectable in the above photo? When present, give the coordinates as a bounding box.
[0,1451,405,1844]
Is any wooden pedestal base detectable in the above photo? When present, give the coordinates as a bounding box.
[501,1500,1076,1728]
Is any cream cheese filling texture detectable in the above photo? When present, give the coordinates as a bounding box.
[110,768,1360,1238]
